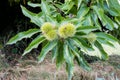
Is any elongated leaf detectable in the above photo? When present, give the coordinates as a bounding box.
[82,13,93,26]
[107,0,120,11]
[85,44,102,58]
[101,42,120,55]
[104,15,114,30]
[91,12,101,30]
[64,41,73,65]
[38,41,57,63]
[67,39,91,71]
[78,38,94,51]
[66,1,75,13]
[77,0,82,9]
[52,46,58,63]
[94,41,108,60]
[23,35,45,56]
[28,1,41,8]
[115,17,120,25]
[77,5,90,19]
[96,37,114,47]
[41,0,50,15]
[75,32,87,37]
[21,5,44,26]
[76,26,99,34]
[56,40,65,68]
[65,0,72,2]
[61,18,83,26]
[92,6,107,26]
[72,37,87,52]
[104,3,120,16]
[46,15,57,24]
[76,51,91,71]
[67,39,80,57]
[55,13,65,22]
[7,29,40,45]
[61,1,74,14]
[64,42,74,80]
[95,32,118,42]
[66,62,74,80]
[20,5,36,19]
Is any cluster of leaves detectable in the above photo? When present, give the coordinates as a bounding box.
[7,0,120,80]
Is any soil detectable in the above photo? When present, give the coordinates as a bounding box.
[0,54,120,80]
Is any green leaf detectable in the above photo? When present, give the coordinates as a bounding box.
[75,32,87,36]
[94,41,108,60]
[66,62,74,80]
[72,37,87,52]
[52,46,58,63]
[82,13,93,26]
[104,15,114,30]
[104,3,120,16]
[7,29,40,45]
[92,6,107,26]
[76,26,99,34]
[78,38,94,51]
[65,0,72,2]
[45,15,57,24]
[21,5,44,26]
[64,42,74,80]
[75,51,91,71]
[101,42,120,56]
[27,1,41,8]
[20,5,35,19]
[56,40,65,68]
[77,0,82,9]
[77,5,90,19]
[38,41,57,63]
[41,0,50,15]
[62,1,75,14]
[23,35,45,56]
[96,37,114,47]
[67,39,80,57]
[95,32,118,42]
[107,0,120,11]
[64,41,74,64]
[62,18,83,26]
[115,17,120,25]
[67,39,91,71]
[68,5,77,15]
[55,13,65,22]
[91,12,101,30]
[31,14,45,27]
